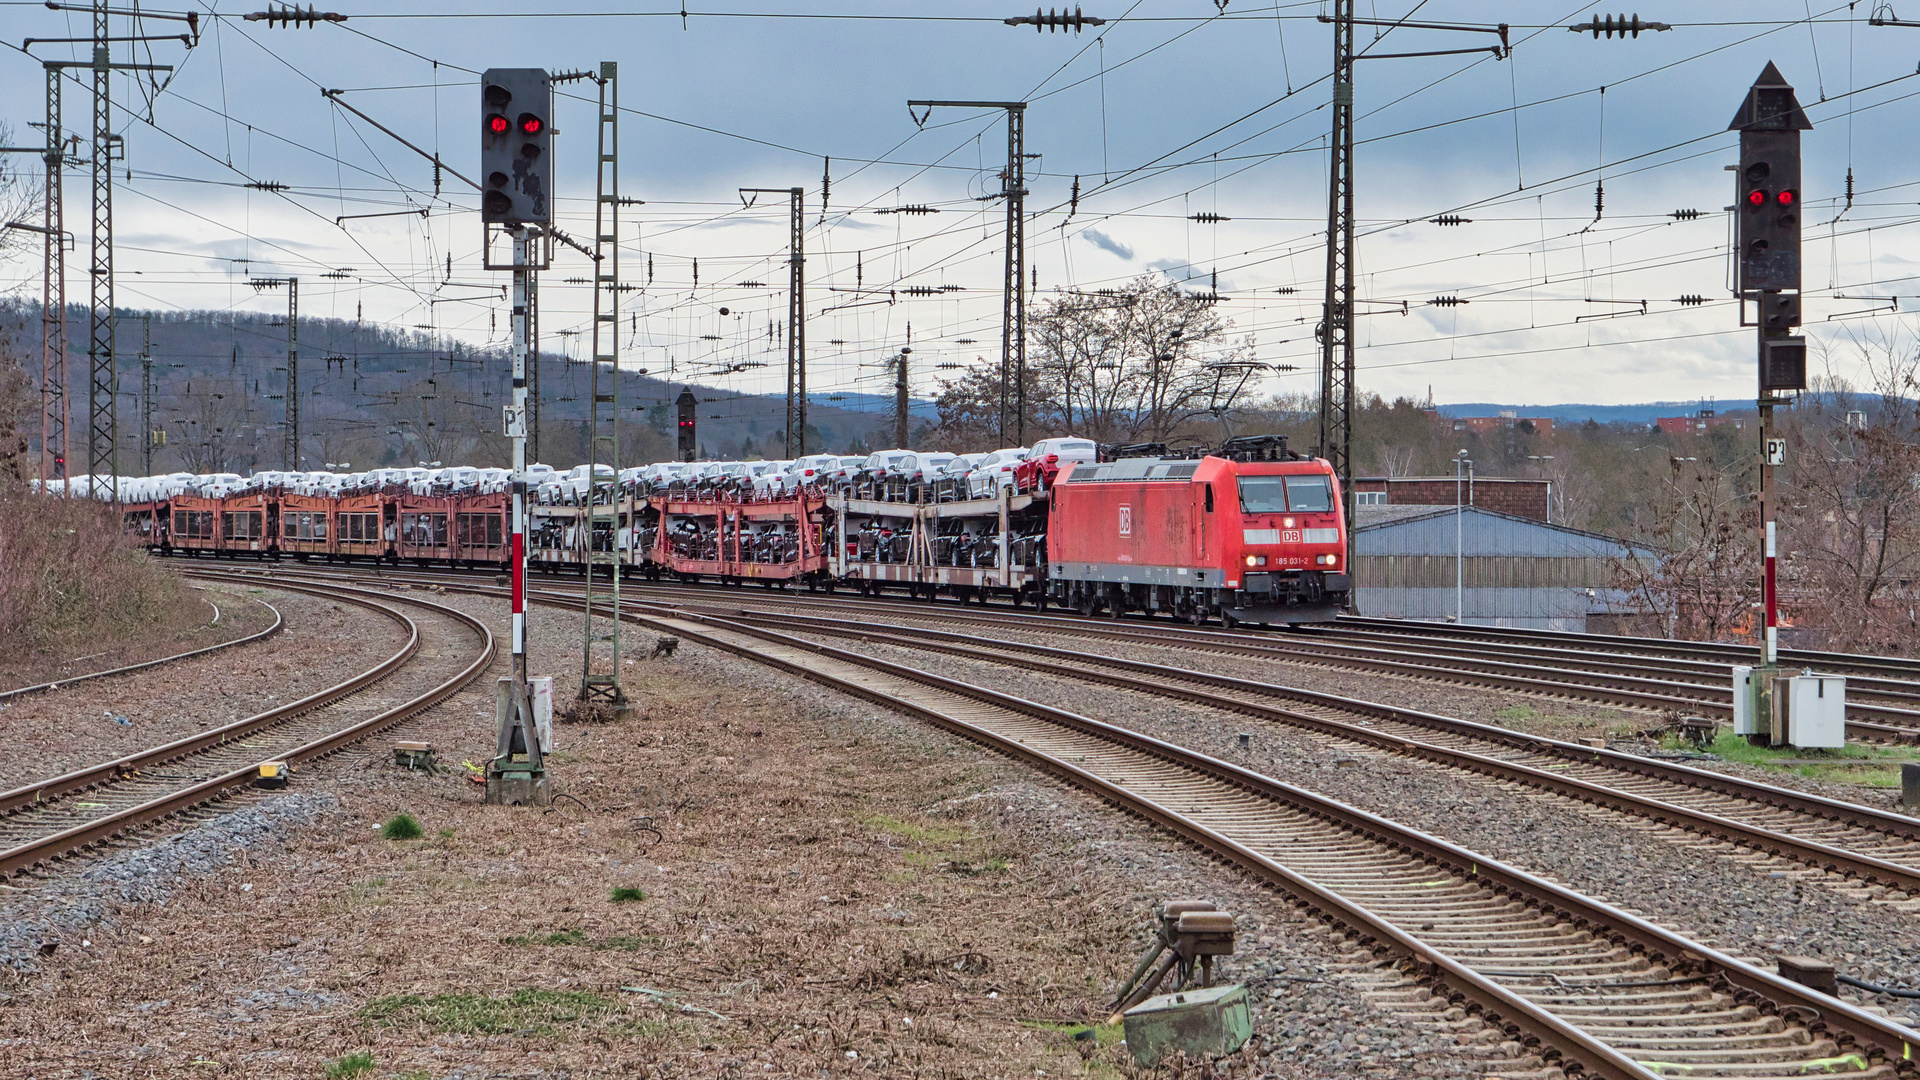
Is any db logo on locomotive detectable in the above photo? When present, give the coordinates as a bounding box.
[1118,505,1133,537]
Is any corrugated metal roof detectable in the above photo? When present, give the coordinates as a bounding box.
[1354,505,1657,560]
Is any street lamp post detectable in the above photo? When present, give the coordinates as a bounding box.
[1454,451,1473,624]
[1527,454,1555,522]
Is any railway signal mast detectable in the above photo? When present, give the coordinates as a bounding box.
[481,67,554,806]
[1730,64,1809,743]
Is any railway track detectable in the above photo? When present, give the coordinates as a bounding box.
[694,604,1920,893]
[191,561,1920,742]
[0,589,284,704]
[0,575,493,876]
[604,605,1920,1080]
[1325,616,1920,684]
[200,565,1920,1074]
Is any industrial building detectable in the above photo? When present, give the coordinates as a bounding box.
[1351,504,1657,631]
[1351,476,1552,522]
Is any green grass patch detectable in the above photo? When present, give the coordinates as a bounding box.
[361,988,622,1035]
[381,814,424,841]
[322,1051,376,1079]
[1676,732,1920,788]
[437,828,455,840]
[501,928,658,951]
[1022,1019,1124,1048]
[610,886,647,903]
[864,813,971,845]
[1494,704,1537,721]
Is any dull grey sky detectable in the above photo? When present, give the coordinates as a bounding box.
[2,1,1916,410]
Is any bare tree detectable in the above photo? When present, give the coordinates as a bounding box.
[0,123,41,270]
[1610,454,1758,641]
[1779,347,1920,653]
[1027,276,1245,445]
[164,377,252,474]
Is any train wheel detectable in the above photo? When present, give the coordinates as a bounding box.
[1077,590,1096,618]
[1222,610,1240,630]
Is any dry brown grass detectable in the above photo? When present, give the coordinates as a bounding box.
[0,484,203,686]
[0,639,1288,1078]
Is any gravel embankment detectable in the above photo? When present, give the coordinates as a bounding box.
[763,604,1919,810]
[817,633,1920,1028]
[0,590,1504,1078]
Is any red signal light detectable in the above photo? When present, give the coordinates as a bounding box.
[518,113,543,136]
[487,114,510,135]
[1776,189,1795,206]
[1746,190,1767,207]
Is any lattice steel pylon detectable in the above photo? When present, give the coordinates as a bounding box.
[785,186,805,455]
[579,61,627,712]
[40,63,68,489]
[1002,104,1027,445]
[88,3,117,500]
[1317,0,1356,561]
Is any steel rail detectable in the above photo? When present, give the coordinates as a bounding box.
[608,604,1920,1080]
[194,564,1920,739]
[0,575,494,875]
[216,567,1920,1072]
[716,605,1920,893]
[1312,621,1920,708]
[0,585,415,817]
[0,590,285,703]
[1329,615,1920,682]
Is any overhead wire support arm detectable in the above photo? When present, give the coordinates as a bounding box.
[1869,4,1920,27]
[1315,3,1509,596]
[321,88,480,191]
[905,99,1029,442]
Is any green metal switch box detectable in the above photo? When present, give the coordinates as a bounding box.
[1123,982,1252,1066]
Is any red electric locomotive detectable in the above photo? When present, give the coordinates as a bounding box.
[1045,436,1349,626]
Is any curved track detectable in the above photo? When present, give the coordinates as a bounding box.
[707,604,1920,894]
[204,563,1920,1076]
[0,589,285,703]
[0,575,494,876]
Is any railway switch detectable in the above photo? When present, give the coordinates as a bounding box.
[1110,900,1241,1020]
[393,741,440,773]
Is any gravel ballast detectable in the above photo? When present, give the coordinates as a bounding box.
[807,631,1920,1030]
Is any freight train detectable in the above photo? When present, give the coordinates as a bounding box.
[99,435,1351,626]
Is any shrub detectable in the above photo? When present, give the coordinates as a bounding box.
[381,813,424,840]
[609,886,646,903]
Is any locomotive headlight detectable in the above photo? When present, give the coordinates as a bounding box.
[1283,516,1296,528]
[1245,555,1267,567]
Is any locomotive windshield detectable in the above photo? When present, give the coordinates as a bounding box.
[1237,476,1288,513]
[1238,474,1334,513]
[1283,475,1333,512]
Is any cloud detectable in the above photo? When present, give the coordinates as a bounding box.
[1145,258,1231,292]
[1081,228,1133,261]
